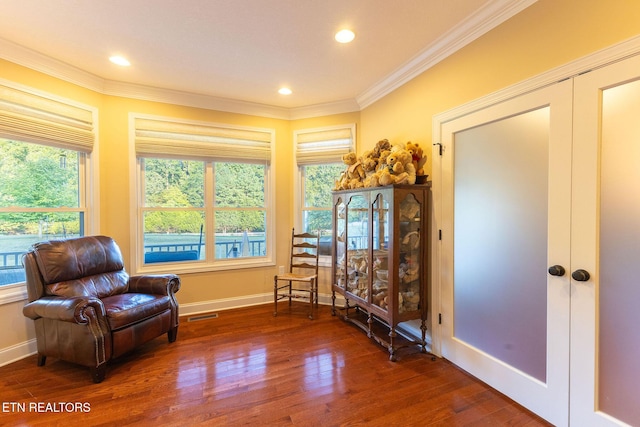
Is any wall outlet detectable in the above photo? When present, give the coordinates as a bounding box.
[278,265,285,274]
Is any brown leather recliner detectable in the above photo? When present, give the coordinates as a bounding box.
[22,235,180,383]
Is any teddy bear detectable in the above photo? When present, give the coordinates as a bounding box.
[360,149,377,172]
[337,152,365,189]
[376,149,392,172]
[386,147,416,185]
[399,199,421,221]
[397,148,417,184]
[334,170,348,191]
[406,141,427,177]
[377,168,395,186]
[387,152,405,175]
[360,149,380,187]
[372,138,392,158]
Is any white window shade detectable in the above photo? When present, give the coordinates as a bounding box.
[134,116,273,162]
[295,125,355,165]
[0,80,95,151]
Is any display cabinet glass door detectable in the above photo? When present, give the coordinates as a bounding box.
[345,195,369,301]
[398,193,422,317]
[371,193,389,311]
[334,197,346,292]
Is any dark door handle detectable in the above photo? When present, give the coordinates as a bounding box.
[572,269,590,282]
[548,265,565,276]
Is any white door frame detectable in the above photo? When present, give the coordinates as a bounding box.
[431,34,640,426]
[431,32,640,358]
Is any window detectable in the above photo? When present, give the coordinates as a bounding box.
[295,124,355,257]
[0,80,96,301]
[133,114,274,270]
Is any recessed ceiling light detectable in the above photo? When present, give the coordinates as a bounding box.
[109,55,131,66]
[335,29,355,43]
[278,87,292,95]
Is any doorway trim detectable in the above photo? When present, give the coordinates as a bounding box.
[430,33,640,357]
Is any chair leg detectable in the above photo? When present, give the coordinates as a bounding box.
[308,278,315,320]
[37,353,46,366]
[314,278,319,307]
[273,275,278,317]
[168,326,178,343]
[91,365,106,383]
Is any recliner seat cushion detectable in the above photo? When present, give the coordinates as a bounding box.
[102,293,172,330]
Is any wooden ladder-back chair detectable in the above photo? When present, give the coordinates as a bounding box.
[273,229,320,319]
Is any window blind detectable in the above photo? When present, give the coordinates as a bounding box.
[295,124,355,165]
[0,80,95,151]
[134,116,273,162]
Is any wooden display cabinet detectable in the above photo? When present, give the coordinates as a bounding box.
[331,183,431,360]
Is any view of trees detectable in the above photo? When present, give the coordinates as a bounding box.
[0,139,81,235]
[303,164,344,234]
[143,159,267,234]
[1,138,342,242]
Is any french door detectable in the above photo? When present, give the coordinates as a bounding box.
[439,80,573,426]
[436,53,640,426]
[570,53,640,427]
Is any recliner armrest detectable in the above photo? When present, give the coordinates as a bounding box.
[23,296,106,324]
[128,274,180,296]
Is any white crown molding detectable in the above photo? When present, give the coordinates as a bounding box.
[0,37,357,119]
[0,38,106,92]
[102,80,293,120]
[288,99,361,120]
[356,0,538,109]
[0,1,536,119]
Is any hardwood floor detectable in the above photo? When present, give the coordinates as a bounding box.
[1,303,551,426]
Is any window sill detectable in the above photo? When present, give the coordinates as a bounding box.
[134,257,275,276]
[0,283,28,305]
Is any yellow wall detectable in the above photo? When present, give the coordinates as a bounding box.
[98,95,294,304]
[360,0,640,178]
[2,0,640,356]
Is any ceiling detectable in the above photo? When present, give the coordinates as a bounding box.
[0,0,534,118]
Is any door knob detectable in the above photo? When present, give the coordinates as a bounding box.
[548,265,565,276]
[571,269,590,282]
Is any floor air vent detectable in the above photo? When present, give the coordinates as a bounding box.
[187,313,219,322]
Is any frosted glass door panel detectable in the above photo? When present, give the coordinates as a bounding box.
[454,107,549,381]
[598,78,640,425]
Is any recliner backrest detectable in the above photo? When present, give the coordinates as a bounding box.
[30,235,129,299]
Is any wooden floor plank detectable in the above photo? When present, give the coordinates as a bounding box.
[0,303,551,426]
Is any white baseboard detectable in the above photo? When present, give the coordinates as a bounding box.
[0,293,345,367]
[0,338,37,367]
[179,292,343,317]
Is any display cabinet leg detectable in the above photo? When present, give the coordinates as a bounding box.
[420,319,428,353]
[367,312,373,338]
[37,353,46,366]
[341,297,350,321]
[388,327,397,362]
[331,291,336,316]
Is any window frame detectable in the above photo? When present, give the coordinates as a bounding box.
[130,114,275,274]
[0,136,98,305]
[294,124,356,267]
